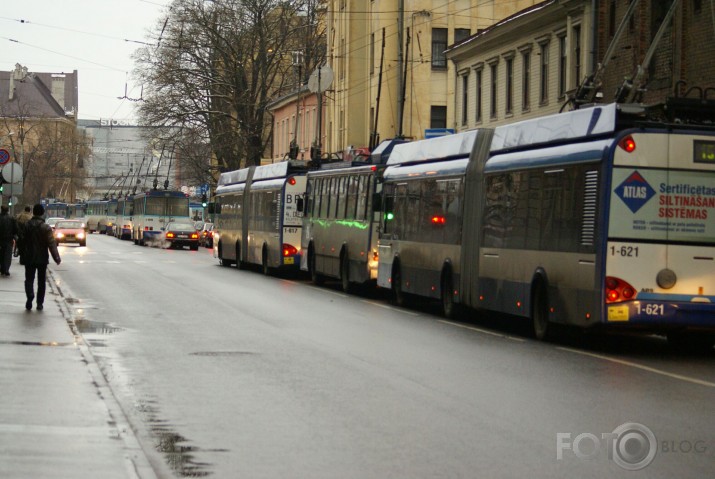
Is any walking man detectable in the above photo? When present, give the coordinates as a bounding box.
[21,204,61,310]
[0,205,18,276]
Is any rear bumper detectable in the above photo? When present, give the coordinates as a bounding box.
[605,298,715,331]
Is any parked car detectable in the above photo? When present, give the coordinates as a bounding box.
[53,219,87,247]
[200,222,214,248]
[162,221,200,250]
[45,217,65,230]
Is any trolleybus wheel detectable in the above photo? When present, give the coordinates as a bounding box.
[392,262,407,307]
[441,269,455,319]
[309,247,324,285]
[236,243,245,270]
[262,245,270,276]
[340,251,351,293]
[531,280,551,340]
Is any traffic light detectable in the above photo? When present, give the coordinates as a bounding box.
[201,193,208,207]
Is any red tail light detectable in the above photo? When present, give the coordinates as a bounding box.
[431,215,446,225]
[282,243,298,257]
[191,233,199,239]
[605,276,637,303]
[166,232,175,239]
[618,135,636,153]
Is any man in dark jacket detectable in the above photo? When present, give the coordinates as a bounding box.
[21,204,61,311]
[0,205,18,276]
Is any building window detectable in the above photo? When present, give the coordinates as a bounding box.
[431,28,448,69]
[539,42,549,104]
[505,57,513,114]
[522,51,531,111]
[476,69,483,123]
[572,25,582,89]
[490,63,498,119]
[339,38,346,80]
[370,33,375,75]
[462,74,469,126]
[430,105,447,128]
[558,35,567,98]
[694,0,702,14]
[455,28,471,44]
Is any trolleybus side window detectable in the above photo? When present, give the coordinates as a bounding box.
[346,175,358,220]
[356,175,369,221]
[482,165,598,253]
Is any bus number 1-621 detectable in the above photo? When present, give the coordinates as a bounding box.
[610,245,639,257]
[635,303,664,316]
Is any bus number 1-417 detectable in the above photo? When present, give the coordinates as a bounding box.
[610,246,639,257]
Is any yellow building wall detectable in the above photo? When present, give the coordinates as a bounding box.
[326,0,544,153]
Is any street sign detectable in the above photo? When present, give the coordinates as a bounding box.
[0,148,9,165]
[1,162,23,183]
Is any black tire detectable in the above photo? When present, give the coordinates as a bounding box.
[309,247,324,285]
[532,281,550,340]
[441,270,455,319]
[392,263,406,307]
[236,243,245,270]
[340,251,351,293]
[79,241,86,247]
[261,246,270,276]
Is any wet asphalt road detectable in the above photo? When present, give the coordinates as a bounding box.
[52,235,715,479]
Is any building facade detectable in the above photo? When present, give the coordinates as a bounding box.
[324,0,542,153]
[447,0,592,131]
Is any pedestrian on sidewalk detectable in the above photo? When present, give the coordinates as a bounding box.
[0,205,18,276]
[20,204,61,311]
[13,206,32,257]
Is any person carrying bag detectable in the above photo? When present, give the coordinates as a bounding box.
[21,204,61,311]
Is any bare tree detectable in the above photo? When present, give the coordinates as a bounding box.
[134,0,325,175]
[0,99,89,204]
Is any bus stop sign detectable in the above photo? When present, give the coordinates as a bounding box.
[0,149,9,165]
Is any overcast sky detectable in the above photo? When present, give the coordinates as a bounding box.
[1,0,169,122]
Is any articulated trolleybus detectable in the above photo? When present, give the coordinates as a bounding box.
[131,190,191,245]
[379,101,715,347]
[213,161,308,274]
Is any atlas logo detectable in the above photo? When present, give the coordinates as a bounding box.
[615,171,655,213]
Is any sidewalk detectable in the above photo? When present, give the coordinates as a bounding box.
[0,258,158,479]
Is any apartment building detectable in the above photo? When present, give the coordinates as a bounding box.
[447,0,592,131]
[324,0,541,153]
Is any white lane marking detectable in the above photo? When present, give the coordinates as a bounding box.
[361,300,421,316]
[438,320,525,342]
[557,347,715,388]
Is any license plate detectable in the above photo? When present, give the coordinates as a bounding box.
[284,257,294,265]
[177,234,188,238]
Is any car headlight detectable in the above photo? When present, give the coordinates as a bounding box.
[56,232,64,239]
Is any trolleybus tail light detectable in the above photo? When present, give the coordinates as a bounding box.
[288,176,297,186]
[618,135,636,153]
[282,243,298,257]
[431,215,446,225]
[605,276,636,303]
